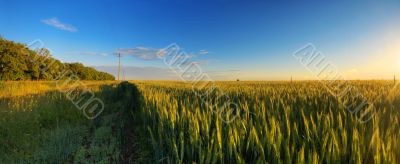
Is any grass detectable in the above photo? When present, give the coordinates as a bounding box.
[135,80,400,163]
[1,80,399,163]
[0,81,145,163]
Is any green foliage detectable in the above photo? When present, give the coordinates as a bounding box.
[0,82,109,161]
[0,37,114,81]
[32,126,90,163]
[0,37,29,80]
[0,89,90,162]
[0,81,147,162]
[65,63,115,80]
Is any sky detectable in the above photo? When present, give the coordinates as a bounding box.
[1,0,400,80]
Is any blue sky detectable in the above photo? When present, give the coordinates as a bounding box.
[1,0,400,80]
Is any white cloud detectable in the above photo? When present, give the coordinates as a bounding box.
[42,18,77,32]
[116,47,211,60]
[115,47,167,60]
[114,46,211,77]
[199,49,209,55]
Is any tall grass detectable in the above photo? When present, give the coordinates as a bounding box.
[0,81,116,98]
[0,81,138,162]
[136,81,400,163]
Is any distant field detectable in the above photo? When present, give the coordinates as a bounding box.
[1,80,399,163]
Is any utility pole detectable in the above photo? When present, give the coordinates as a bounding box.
[394,74,396,85]
[116,53,121,81]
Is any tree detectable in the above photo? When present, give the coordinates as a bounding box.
[0,37,115,81]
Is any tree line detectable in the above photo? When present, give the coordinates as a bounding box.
[0,37,115,81]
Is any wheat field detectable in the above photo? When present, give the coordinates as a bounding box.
[1,81,399,163]
[135,80,400,163]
